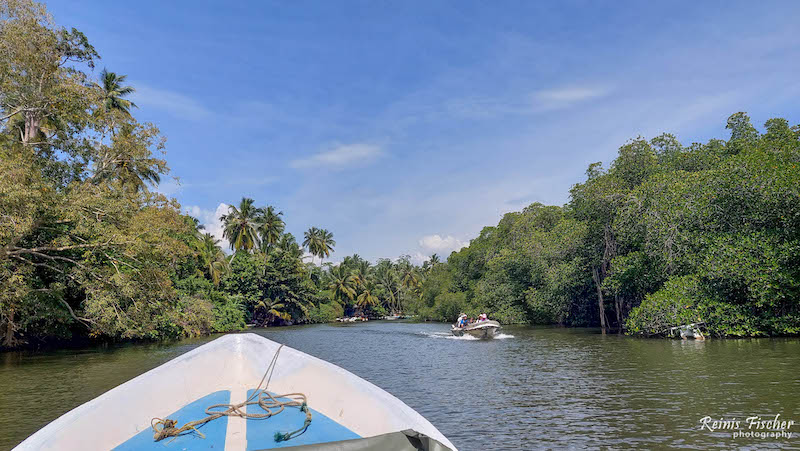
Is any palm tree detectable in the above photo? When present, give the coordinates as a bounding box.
[317,229,336,264]
[258,205,285,253]
[277,233,304,260]
[356,285,379,311]
[93,69,137,116]
[89,124,162,192]
[353,260,371,289]
[375,261,400,313]
[221,198,263,253]
[400,265,419,291]
[303,227,321,264]
[255,298,290,325]
[195,233,229,286]
[328,265,357,306]
[429,253,440,266]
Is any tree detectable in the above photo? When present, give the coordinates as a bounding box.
[221,198,262,253]
[318,229,336,265]
[375,260,401,313]
[195,233,229,286]
[255,298,289,325]
[328,265,357,306]
[0,0,99,145]
[356,285,378,311]
[303,227,321,264]
[0,0,194,347]
[258,205,284,253]
[353,259,371,289]
[89,122,166,192]
[92,69,136,116]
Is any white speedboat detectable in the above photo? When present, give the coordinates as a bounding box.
[451,320,501,339]
[13,333,456,450]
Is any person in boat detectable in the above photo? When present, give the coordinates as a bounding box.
[478,313,488,322]
[456,314,467,328]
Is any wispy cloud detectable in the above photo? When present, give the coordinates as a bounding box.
[290,143,384,170]
[533,85,611,110]
[132,84,213,121]
[437,84,612,120]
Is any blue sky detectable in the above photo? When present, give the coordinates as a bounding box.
[48,1,800,263]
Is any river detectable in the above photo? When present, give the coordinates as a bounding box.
[2,322,799,450]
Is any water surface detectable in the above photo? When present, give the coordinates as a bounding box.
[2,322,799,450]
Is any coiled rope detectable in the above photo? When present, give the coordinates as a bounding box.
[151,343,312,443]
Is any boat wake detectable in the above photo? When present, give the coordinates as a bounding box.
[423,332,515,340]
[424,332,479,340]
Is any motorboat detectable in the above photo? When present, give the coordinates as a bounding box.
[451,320,501,339]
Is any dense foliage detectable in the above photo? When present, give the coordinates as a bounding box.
[0,1,335,348]
[417,114,800,337]
[2,1,798,347]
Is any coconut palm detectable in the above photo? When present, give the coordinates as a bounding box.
[400,265,419,291]
[258,205,284,253]
[328,265,357,306]
[317,229,336,264]
[302,227,318,258]
[93,69,137,116]
[195,233,229,286]
[277,233,304,260]
[221,198,263,253]
[303,227,322,264]
[375,261,400,312]
[89,124,163,192]
[356,285,379,311]
[255,298,290,325]
[353,260,371,289]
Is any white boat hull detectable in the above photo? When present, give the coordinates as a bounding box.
[451,320,501,339]
[13,333,455,450]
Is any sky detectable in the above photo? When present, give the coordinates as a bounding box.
[47,1,800,264]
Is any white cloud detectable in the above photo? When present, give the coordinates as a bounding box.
[185,203,231,251]
[132,84,213,121]
[409,252,431,266]
[418,234,467,254]
[289,143,383,170]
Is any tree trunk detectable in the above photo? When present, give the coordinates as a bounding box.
[23,112,40,144]
[615,294,623,334]
[1,309,16,348]
[592,267,608,333]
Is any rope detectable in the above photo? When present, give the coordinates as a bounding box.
[151,343,312,443]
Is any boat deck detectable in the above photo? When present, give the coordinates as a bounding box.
[114,390,360,450]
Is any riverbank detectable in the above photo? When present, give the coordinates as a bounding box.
[3,322,799,450]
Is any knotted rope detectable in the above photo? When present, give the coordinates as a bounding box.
[151,343,312,443]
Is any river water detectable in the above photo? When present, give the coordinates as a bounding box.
[1,322,799,450]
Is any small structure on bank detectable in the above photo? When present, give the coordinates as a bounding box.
[667,322,706,340]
